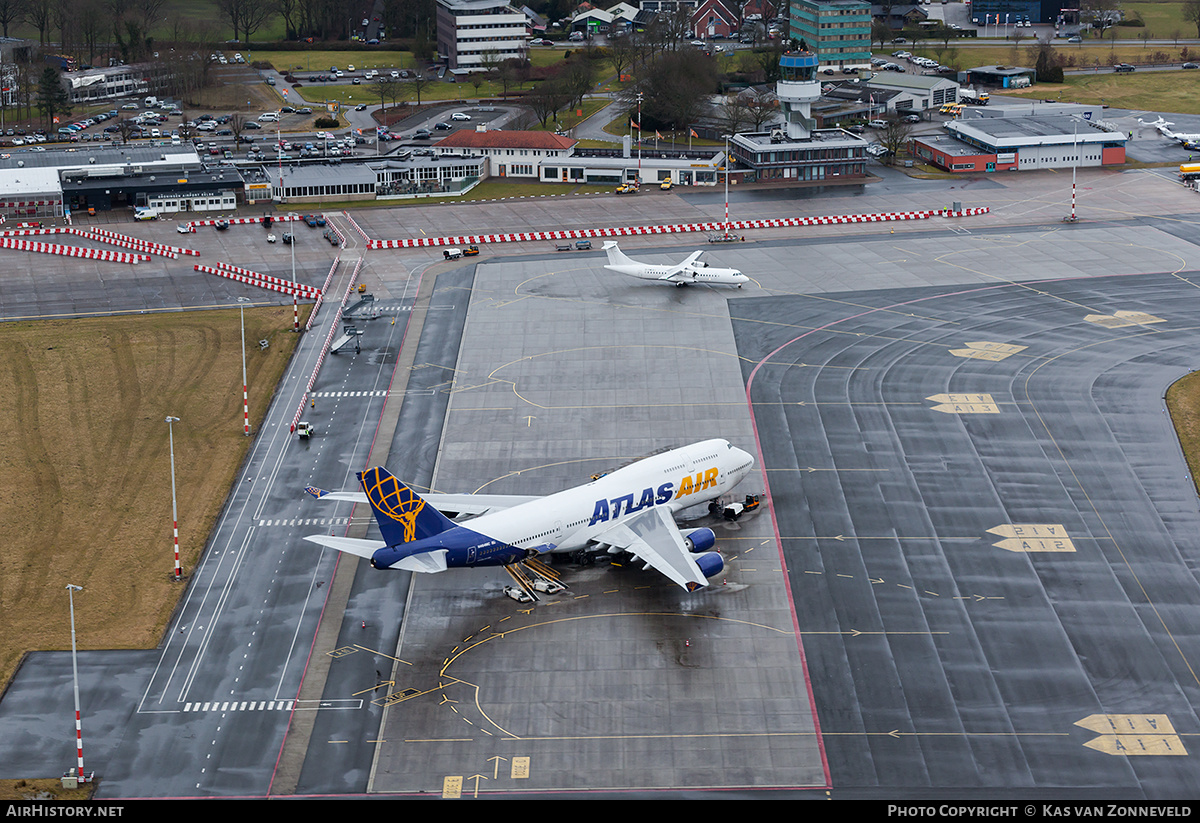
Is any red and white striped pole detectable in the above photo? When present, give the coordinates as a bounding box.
[288,213,299,332]
[239,298,250,436]
[66,584,89,783]
[166,416,181,579]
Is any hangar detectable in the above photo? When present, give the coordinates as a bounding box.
[914,114,1126,173]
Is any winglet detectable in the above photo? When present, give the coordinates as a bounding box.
[305,486,330,499]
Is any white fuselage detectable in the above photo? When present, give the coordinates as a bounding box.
[468,439,755,553]
[606,261,749,286]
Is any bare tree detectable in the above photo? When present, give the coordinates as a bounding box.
[1186,0,1200,39]
[744,87,778,129]
[879,115,913,164]
[528,77,569,126]
[717,93,751,134]
[26,0,51,45]
[0,0,27,39]
[608,31,639,80]
[373,76,397,111]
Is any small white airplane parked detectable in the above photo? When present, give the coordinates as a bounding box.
[602,241,749,288]
[304,439,756,592]
[1138,116,1200,145]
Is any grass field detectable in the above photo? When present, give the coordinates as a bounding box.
[0,306,304,690]
[1168,372,1200,500]
[997,69,1200,114]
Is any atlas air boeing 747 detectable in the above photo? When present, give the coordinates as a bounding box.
[602,241,749,288]
[304,439,756,591]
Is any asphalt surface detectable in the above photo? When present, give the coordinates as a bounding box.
[3,164,1200,798]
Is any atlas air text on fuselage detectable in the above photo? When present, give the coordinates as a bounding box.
[588,466,720,526]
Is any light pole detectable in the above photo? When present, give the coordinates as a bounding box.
[65,584,91,785]
[238,297,250,435]
[165,416,181,580]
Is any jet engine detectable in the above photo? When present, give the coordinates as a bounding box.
[694,551,724,579]
[682,527,716,553]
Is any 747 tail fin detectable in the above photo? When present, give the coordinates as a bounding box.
[359,467,456,547]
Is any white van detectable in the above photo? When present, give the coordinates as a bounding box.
[258,112,279,122]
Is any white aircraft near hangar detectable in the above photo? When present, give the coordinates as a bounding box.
[602,241,749,288]
[303,439,756,592]
[1137,116,1200,146]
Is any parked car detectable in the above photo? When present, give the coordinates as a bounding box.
[868,119,889,128]
[413,129,431,140]
[434,122,452,130]
[902,114,921,123]
[451,112,471,121]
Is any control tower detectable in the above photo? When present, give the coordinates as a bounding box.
[776,49,821,141]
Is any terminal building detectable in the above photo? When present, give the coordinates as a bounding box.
[0,143,238,220]
[730,49,871,183]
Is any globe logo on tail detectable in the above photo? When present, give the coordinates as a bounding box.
[361,468,425,544]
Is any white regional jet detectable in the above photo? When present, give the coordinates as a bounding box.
[1138,116,1200,146]
[602,241,749,288]
[304,439,756,591]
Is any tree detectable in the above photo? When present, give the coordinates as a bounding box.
[608,32,639,81]
[215,0,276,42]
[744,87,778,130]
[1033,36,1059,82]
[717,93,751,134]
[116,116,136,142]
[623,48,720,131]
[879,115,913,164]
[0,0,26,38]
[35,66,69,128]
[26,0,50,45]
[409,69,432,105]
[560,53,596,110]
[373,76,397,111]
[871,18,892,51]
[527,77,569,126]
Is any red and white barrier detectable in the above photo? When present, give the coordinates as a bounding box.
[342,211,370,242]
[210,261,322,298]
[0,227,71,238]
[79,227,198,257]
[0,236,148,263]
[365,208,990,250]
[188,215,300,228]
[194,264,321,298]
[291,271,360,432]
[306,255,342,332]
[72,230,178,259]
